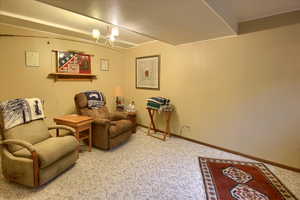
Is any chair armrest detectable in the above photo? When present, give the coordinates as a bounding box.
[110,121,117,126]
[48,125,75,133]
[48,125,76,136]
[94,119,110,126]
[110,112,127,121]
[0,139,36,153]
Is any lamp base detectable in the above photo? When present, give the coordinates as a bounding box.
[116,104,125,112]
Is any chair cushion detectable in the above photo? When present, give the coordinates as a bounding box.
[13,136,79,168]
[109,120,133,138]
[3,120,50,152]
[39,151,78,185]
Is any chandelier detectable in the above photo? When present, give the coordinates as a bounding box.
[92,26,119,46]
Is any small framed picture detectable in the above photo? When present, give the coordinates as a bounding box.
[25,51,40,67]
[100,59,109,71]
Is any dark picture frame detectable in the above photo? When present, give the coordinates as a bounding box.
[56,51,91,74]
[136,55,160,90]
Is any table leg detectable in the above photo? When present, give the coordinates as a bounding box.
[165,111,172,140]
[88,126,92,152]
[56,128,59,137]
[75,129,81,154]
[147,109,156,135]
[129,115,137,134]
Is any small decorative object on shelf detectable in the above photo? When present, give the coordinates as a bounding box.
[48,50,96,81]
[126,101,136,112]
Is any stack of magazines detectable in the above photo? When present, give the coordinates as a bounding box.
[146,97,174,112]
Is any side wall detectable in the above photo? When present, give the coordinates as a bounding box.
[0,24,125,125]
[124,23,300,169]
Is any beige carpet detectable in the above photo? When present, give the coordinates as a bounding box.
[0,127,299,200]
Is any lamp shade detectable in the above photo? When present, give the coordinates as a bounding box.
[114,86,123,97]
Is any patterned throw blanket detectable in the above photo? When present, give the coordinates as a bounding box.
[146,97,174,112]
[84,90,105,109]
[146,97,170,105]
[0,98,45,130]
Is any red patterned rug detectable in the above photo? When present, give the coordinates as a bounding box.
[199,157,298,200]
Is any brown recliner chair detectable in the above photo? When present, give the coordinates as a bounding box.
[74,92,134,150]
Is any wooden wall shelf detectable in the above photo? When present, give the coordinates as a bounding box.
[48,73,97,81]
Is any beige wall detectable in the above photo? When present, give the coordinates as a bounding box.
[1,21,300,169]
[124,23,300,169]
[0,24,125,126]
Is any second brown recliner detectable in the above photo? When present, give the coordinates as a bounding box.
[74,92,133,150]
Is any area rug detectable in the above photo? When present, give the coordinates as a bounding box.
[199,157,298,200]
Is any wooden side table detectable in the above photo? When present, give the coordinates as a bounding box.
[54,114,94,152]
[147,108,173,141]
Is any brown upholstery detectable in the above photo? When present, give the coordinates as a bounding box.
[109,120,132,138]
[74,92,133,150]
[0,105,79,187]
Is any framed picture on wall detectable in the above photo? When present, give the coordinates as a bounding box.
[136,55,160,90]
[25,51,40,67]
[100,58,109,71]
[57,51,91,74]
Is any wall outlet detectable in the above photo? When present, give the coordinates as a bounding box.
[179,125,191,136]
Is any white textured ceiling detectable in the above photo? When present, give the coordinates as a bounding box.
[1,0,300,47]
[0,0,152,48]
[229,0,300,22]
[36,0,238,45]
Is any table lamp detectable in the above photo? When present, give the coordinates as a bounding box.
[114,86,124,111]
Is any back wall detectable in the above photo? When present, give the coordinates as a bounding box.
[0,24,125,126]
[124,22,300,169]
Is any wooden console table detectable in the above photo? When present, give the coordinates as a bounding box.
[54,114,94,152]
[147,108,173,141]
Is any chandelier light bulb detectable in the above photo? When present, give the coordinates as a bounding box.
[91,26,119,46]
[111,27,119,37]
[109,34,116,41]
[92,29,100,39]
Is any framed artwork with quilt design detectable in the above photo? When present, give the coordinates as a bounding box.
[57,51,91,74]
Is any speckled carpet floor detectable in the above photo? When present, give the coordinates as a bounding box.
[0,127,299,200]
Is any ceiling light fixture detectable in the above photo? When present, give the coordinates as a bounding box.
[111,27,119,37]
[109,34,115,42]
[92,29,101,40]
[92,26,119,47]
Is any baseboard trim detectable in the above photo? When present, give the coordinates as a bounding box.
[138,124,300,173]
